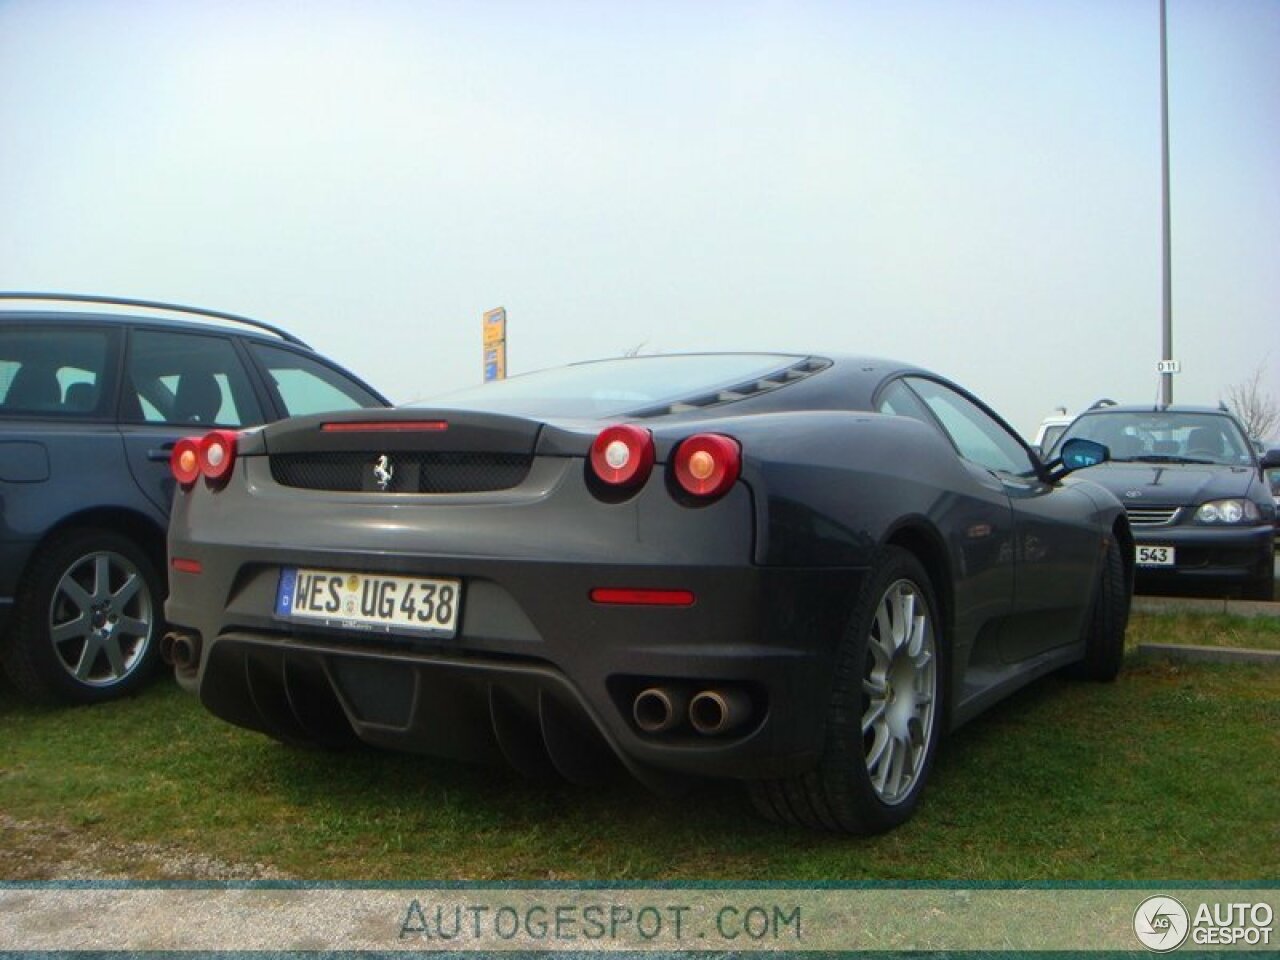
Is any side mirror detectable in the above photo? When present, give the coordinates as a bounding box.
[1045,438,1109,482]
[1061,438,1109,470]
[1261,448,1280,471]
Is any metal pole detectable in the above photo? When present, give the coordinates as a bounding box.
[1159,0,1173,405]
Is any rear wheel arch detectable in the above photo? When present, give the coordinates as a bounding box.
[8,507,169,623]
[883,522,953,654]
[748,544,946,833]
[28,508,168,583]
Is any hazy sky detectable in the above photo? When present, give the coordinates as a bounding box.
[2,0,1277,435]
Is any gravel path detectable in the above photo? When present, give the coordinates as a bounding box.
[0,813,289,881]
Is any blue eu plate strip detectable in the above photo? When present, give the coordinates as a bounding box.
[275,568,297,617]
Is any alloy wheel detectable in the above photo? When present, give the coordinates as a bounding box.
[860,578,937,805]
[48,550,154,687]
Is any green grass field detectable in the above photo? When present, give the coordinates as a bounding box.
[2,612,1277,881]
[1127,607,1280,650]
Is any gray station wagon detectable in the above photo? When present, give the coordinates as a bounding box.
[0,293,387,703]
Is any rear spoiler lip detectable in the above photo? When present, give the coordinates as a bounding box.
[260,408,546,457]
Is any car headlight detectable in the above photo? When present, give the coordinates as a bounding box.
[1195,499,1260,524]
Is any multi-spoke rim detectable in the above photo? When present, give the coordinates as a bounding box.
[860,578,937,806]
[47,551,153,687]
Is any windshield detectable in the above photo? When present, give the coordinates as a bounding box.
[419,354,806,419]
[1038,423,1067,453]
[1057,410,1254,467]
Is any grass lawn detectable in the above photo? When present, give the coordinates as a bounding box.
[1,612,1277,881]
[1127,608,1280,650]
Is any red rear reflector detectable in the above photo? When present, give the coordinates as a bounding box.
[589,588,695,606]
[320,420,449,433]
[171,558,203,575]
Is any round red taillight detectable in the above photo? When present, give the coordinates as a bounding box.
[198,430,238,484]
[673,433,741,498]
[170,437,202,487]
[589,424,655,488]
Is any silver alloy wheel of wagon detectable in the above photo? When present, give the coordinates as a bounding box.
[861,577,937,806]
[48,549,154,686]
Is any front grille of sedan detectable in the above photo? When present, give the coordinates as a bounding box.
[270,452,534,494]
[1124,505,1182,526]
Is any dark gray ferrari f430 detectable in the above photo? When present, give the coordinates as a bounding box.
[165,353,1132,833]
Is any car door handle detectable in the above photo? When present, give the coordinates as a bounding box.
[147,443,176,462]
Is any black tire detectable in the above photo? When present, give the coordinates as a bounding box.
[749,547,944,834]
[1073,536,1129,682]
[0,528,165,704]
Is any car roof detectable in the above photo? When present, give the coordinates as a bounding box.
[1076,404,1236,416]
[0,292,310,349]
[431,351,954,422]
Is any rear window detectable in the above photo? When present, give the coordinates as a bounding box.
[424,354,805,419]
[250,343,384,416]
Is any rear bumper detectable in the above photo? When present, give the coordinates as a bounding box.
[176,564,860,782]
[167,456,864,782]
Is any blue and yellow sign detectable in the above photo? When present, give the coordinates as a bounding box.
[483,307,506,381]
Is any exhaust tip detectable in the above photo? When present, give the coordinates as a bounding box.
[164,632,202,672]
[633,687,686,734]
[689,688,751,736]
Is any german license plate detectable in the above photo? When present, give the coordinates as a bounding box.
[276,568,461,637]
[1136,545,1175,567]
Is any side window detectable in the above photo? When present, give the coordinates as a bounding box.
[0,326,112,416]
[905,377,1035,476]
[125,330,265,427]
[876,378,938,428]
[249,343,383,416]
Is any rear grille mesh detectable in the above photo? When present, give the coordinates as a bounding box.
[1124,505,1181,525]
[270,452,533,493]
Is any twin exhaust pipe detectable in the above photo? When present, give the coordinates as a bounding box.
[632,685,751,736]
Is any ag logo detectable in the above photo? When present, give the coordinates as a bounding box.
[1134,895,1189,952]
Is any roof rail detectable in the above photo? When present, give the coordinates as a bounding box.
[0,292,310,348]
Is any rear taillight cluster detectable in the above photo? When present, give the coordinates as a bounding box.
[171,430,238,489]
[171,425,740,501]
[588,427,741,501]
